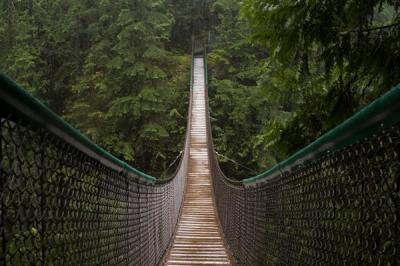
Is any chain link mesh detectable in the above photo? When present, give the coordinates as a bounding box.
[0,105,187,265]
[209,122,400,265]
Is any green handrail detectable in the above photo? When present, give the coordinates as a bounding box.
[0,73,157,182]
[243,83,400,185]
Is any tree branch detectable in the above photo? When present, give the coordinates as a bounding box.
[339,21,400,35]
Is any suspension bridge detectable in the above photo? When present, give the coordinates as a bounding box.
[0,43,400,265]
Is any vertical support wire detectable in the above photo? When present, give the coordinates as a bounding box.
[40,132,46,266]
[137,182,142,266]
[0,116,5,265]
[147,187,152,265]
[125,172,129,265]
[95,165,102,265]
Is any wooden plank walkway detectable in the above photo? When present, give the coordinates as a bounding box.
[164,57,231,265]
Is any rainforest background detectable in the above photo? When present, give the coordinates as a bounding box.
[1,0,399,179]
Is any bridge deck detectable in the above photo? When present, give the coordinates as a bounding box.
[164,57,231,265]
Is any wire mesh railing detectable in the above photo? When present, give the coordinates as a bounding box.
[0,63,192,264]
[3,39,400,266]
[204,42,400,264]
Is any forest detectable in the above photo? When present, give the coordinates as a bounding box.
[1,0,400,179]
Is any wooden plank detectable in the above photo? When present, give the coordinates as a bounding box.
[164,57,232,265]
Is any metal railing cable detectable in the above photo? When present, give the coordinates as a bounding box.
[0,51,194,265]
[215,151,258,175]
[204,42,400,264]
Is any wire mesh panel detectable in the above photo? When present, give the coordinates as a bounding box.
[0,114,187,265]
[0,73,190,265]
[201,40,400,264]
[209,122,400,265]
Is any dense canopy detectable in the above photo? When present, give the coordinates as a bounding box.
[1,0,399,179]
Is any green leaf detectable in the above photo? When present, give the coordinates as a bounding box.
[107,57,123,69]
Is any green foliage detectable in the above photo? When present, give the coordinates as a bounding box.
[207,0,273,178]
[207,0,400,179]
[0,0,189,177]
[2,0,399,180]
[239,0,400,159]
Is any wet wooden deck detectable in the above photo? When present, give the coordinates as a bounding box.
[164,57,231,265]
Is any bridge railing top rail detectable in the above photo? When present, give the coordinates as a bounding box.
[201,40,400,186]
[0,74,158,183]
[243,83,400,185]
